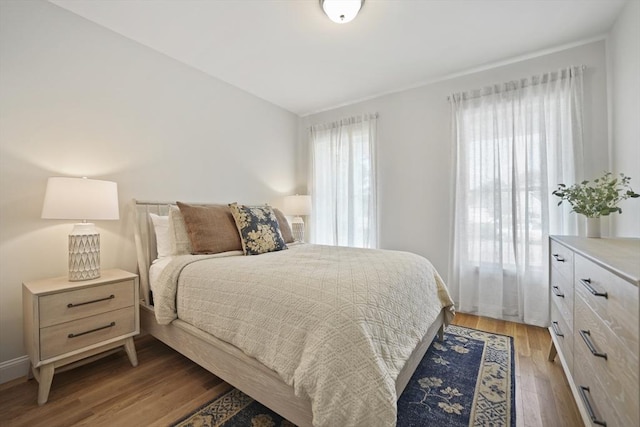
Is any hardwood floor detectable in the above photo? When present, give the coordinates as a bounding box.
[0,313,581,427]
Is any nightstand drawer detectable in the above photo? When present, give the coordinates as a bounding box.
[39,279,135,328]
[40,307,136,360]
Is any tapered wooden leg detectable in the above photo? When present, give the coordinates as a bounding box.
[124,337,138,367]
[547,339,557,362]
[37,364,54,405]
[438,324,445,341]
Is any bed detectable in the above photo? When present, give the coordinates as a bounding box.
[132,200,455,427]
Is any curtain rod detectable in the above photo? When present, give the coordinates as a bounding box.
[306,112,379,131]
[447,65,586,101]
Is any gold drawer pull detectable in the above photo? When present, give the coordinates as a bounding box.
[579,330,607,359]
[578,386,607,426]
[551,285,565,298]
[579,278,608,299]
[551,321,564,337]
[67,295,115,308]
[68,322,116,339]
[552,253,565,262]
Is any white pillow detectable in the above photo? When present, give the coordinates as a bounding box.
[149,213,171,259]
[168,205,193,255]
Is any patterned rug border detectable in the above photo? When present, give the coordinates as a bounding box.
[172,388,256,426]
[445,324,514,339]
[444,325,516,426]
[172,325,516,427]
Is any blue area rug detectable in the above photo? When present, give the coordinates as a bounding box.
[173,325,515,427]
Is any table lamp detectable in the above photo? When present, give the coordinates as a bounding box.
[284,195,312,242]
[41,177,119,281]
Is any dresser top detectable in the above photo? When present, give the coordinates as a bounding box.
[550,236,640,286]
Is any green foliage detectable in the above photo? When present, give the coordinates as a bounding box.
[552,172,640,218]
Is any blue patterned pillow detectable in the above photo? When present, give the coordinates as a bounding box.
[228,203,288,255]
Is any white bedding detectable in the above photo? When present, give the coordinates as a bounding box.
[153,243,454,427]
[149,256,173,292]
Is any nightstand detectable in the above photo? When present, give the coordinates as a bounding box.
[22,269,140,405]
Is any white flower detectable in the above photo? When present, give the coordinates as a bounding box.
[418,377,443,389]
[432,355,449,366]
[252,414,276,427]
[438,402,464,414]
[441,387,463,398]
[451,345,470,354]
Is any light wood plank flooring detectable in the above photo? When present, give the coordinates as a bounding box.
[0,313,581,426]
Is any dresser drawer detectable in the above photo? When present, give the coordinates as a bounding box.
[550,240,574,282]
[574,255,639,353]
[39,279,135,328]
[574,295,639,427]
[40,307,136,360]
[550,265,574,331]
[550,300,573,373]
[574,342,639,427]
[574,363,614,427]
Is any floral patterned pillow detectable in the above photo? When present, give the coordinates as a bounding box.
[228,203,288,255]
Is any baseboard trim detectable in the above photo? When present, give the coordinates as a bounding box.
[0,355,30,384]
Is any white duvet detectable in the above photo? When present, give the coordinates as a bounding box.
[153,243,454,427]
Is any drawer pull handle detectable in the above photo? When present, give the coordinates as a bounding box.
[578,386,607,426]
[552,253,565,262]
[579,279,608,299]
[579,330,607,359]
[551,285,565,298]
[551,321,564,337]
[67,294,115,308]
[68,322,116,339]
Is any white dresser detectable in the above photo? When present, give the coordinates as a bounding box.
[548,236,639,427]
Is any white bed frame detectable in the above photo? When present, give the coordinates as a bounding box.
[132,199,445,426]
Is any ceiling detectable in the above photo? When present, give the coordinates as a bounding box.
[49,0,627,116]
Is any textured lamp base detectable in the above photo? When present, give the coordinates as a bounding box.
[69,233,100,281]
[291,218,305,242]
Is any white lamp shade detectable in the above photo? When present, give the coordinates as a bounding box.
[321,0,362,24]
[42,177,119,221]
[284,195,312,216]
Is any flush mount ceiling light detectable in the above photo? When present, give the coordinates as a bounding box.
[321,0,363,24]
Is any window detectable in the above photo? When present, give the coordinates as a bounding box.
[461,104,545,270]
[309,114,377,248]
[450,67,583,326]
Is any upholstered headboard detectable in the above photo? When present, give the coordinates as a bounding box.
[132,199,173,307]
[132,199,293,306]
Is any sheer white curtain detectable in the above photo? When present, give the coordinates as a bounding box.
[309,114,378,248]
[449,67,584,326]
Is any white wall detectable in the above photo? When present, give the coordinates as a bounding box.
[0,0,299,381]
[609,0,640,237]
[300,41,609,284]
